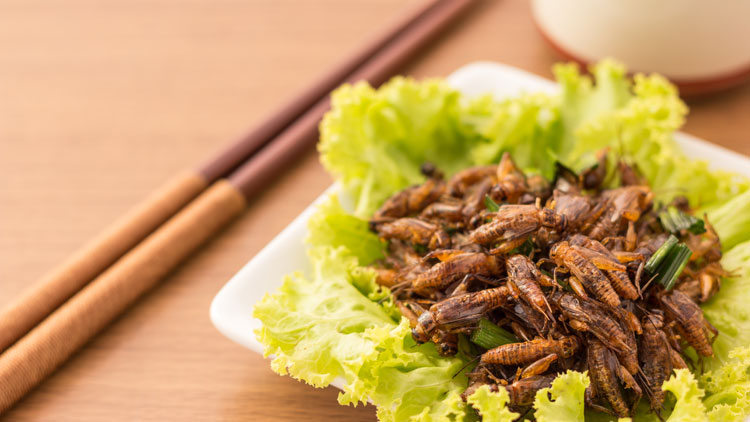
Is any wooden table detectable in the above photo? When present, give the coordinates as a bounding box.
[0,0,747,420]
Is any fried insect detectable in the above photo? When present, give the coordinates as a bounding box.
[373,268,398,288]
[410,250,503,294]
[505,374,555,407]
[462,178,495,221]
[550,191,601,231]
[639,313,673,414]
[375,218,450,250]
[412,286,511,342]
[696,262,727,302]
[618,159,646,186]
[581,148,609,190]
[535,191,604,246]
[372,163,444,221]
[588,186,653,241]
[480,336,579,365]
[568,234,639,300]
[469,205,566,254]
[448,165,497,197]
[550,292,632,355]
[659,289,717,356]
[384,239,423,269]
[587,338,630,418]
[510,301,550,339]
[522,174,552,204]
[549,241,622,307]
[506,254,555,319]
[420,199,465,226]
[397,300,457,356]
[489,152,528,204]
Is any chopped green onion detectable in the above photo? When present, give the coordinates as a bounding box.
[470,318,517,350]
[645,235,679,273]
[659,206,706,234]
[653,244,693,291]
[484,195,500,212]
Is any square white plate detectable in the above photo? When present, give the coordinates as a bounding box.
[210,61,750,363]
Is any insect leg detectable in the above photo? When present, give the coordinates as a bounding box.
[423,248,469,262]
[585,386,615,416]
[567,276,590,300]
[625,221,637,252]
[612,251,646,263]
[704,319,719,342]
[490,235,529,255]
[449,274,474,296]
[634,260,645,297]
[668,347,688,369]
[520,353,558,379]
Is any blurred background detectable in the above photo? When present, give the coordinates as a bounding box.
[0,1,747,420]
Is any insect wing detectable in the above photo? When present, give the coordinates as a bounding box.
[571,245,626,271]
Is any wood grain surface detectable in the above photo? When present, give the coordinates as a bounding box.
[0,0,747,420]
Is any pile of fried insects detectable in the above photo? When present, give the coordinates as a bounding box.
[367,150,727,419]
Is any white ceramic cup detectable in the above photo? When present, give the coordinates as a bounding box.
[531,0,750,94]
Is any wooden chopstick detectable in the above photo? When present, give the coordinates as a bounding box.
[0,0,446,356]
[0,0,476,412]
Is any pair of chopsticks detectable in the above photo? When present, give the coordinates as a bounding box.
[0,0,476,412]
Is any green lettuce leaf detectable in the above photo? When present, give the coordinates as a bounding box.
[554,59,633,161]
[702,347,750,422]
[319,78,486,217]
[662,369,709,422]
[702,240,750,369]
[253,245,473,422]
[705,191,750,252]
[533,370,589,422]
[467,385,519,422]
[307,194,385,264]
[469,93,560,179]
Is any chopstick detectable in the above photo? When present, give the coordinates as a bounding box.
[0,0,476,412]
[0,0,446,356]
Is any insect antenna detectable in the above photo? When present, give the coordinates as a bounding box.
[453,355,481,379]
[655,409,666,422]
[633,302,654,321]
[640,273,659,293]
[635,369,653,398]
[634,260,645,298]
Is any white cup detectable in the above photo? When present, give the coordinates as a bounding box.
[531,0,750,95]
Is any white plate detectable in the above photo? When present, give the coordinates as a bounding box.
[210,61,750,363]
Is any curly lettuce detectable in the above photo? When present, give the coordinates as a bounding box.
[533,370,589,422]
[467,385,518,422]
[255,60,750,421]
[254,245,473,421]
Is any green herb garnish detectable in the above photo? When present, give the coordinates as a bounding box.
[645,235,679,273]
[470,318,517,350]
[659,206,706,234]
[653,243,693,291]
